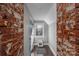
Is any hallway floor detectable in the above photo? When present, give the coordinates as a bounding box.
[31,45,54,56]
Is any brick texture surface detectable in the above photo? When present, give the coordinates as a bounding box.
[57,3,79,56]
[0,4,24,56]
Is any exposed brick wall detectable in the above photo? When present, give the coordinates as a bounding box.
[57,3,79,56]
[0,4,24,56]
[75,3,79,56]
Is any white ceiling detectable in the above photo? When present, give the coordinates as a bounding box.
[25,3,56,25]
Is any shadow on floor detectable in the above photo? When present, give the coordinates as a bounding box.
[31,45,54,56]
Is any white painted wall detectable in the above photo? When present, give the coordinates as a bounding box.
[24,5,30,56]
[48,4,57,56]
[24,4,34,56]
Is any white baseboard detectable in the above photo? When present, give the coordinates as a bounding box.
[48,44,57,56]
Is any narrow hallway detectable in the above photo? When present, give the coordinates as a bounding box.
[25,3,57,56]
